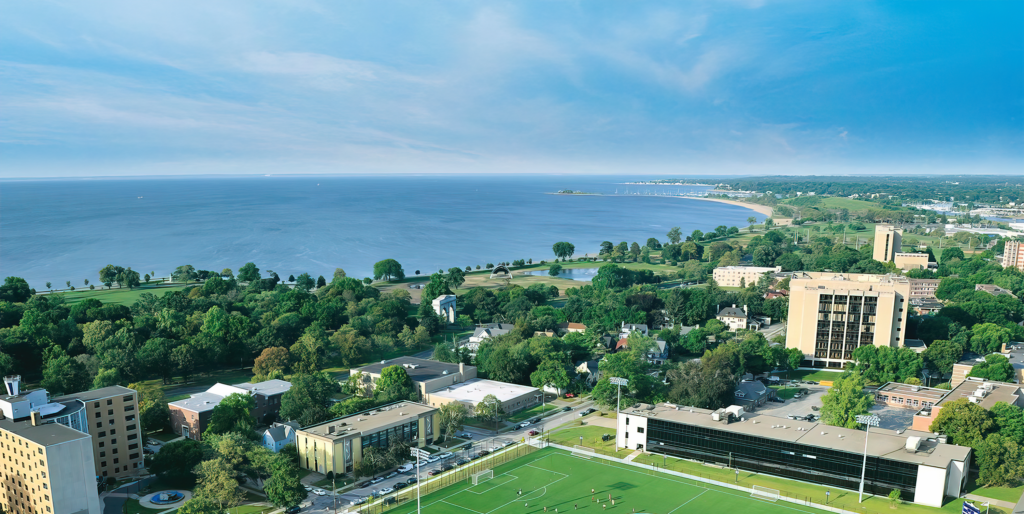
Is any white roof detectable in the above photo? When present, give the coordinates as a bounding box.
[429,378,539,404]
[207,383,249,398]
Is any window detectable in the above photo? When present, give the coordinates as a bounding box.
[93,402,100,408]
[101,462,106,468]
[637,427,645,434]
[110,429,116,435]
[123,395,133,402]
[96,422,102,428]
[107,400,112,406]
[130,453,139,460]
[94,412,101,419]
[107,409,113,415]
[128,443,138,450]
[98,442,104,448]
[127,433,137,440]
[100,452,105,458]
[124,405,135,412]
[98,432,106,438]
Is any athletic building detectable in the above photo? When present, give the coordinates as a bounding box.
[295,401,439,476]
[785,272,911,368]
[616,403,971,507]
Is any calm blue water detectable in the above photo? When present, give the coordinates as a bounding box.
[0,176,764,289]
[523,267,600,281]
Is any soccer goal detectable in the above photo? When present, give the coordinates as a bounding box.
[751,485,780,502]
[572,445,596,459]
[471,469,494,485]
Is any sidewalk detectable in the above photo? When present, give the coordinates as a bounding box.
[963,494,1015,510]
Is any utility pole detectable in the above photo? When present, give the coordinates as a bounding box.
[609,377,629,452]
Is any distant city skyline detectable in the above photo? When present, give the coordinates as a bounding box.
[1,1,1021,178]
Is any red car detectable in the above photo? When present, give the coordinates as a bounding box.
[528,430,540,436]
[564,393,575,398]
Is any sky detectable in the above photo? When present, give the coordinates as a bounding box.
[1,1,1021,178]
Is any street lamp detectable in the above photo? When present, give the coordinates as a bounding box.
[855,414,880,503]
[411,447,430,514]
[609,377,629,452]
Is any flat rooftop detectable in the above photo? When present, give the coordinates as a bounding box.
[358,357,472,382]
[938,378,1022,410]
[427,378,539,404]
[877,382,949,402]
[54,385,136,402]
[299,401,435,440]
[624,403,971,469]
[0,416,91,446]
[169,379,293,413]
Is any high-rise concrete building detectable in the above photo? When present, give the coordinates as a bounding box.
[1004,240,1024,272]
[0,375,102,514]
[785,272,911,368]
[873,224,903,262]
[54,385,144,479]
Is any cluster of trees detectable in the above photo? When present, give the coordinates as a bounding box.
[717,176,1024,205]
[930,398,1024,487]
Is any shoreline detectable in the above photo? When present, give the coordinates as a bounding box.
[684,196,774,217]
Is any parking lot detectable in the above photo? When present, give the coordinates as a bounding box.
[754,382,829,421]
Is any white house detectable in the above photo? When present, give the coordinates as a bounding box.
[261,421,300,452]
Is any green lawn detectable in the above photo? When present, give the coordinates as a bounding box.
[55,284,188,305]
[545,426,633,459]
[148,430,181,442]
[122,499,165,514]
[818,197,884,211]
[785,369,847,383]
[384,449,838,514]
[508,403,561,423]
[964,476,1024,504]
[769,385,800,400]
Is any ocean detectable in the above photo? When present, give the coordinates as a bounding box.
[0,175,764,289]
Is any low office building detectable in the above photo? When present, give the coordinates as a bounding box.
[423,378,540,415]
[876,383,948,410]
[908,279,940,299]
[786,272,911,368]
[0,376,102,514]
[893,253,930,271]
[169,379,292,441]
[911,378,1023,432]
[712,266,781,288]
[974,284,1018,299]
[909,298,943,315]
[617,403,971,507]
[296,401,438,476]
[355,357,477,398]
[950,353,985,388]
[54,385,145,479]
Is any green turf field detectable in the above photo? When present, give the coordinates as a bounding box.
[387,449,829,514]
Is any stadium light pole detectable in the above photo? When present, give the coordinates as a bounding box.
[855,414,880,503]
[411,447,429,514]
[609,377,629,452]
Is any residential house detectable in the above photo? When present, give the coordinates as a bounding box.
[733,379,775,410]
[575,360,600,386]
[716,304,765,331]
[261,421,300,452]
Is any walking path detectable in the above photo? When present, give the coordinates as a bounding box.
[963,494,1015,510]
[624,450,642,462]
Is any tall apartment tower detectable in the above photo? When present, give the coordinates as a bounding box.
[785,273,911,368]
[54,385,145,479]
[0,375,103,514]
[1004,240,1024,272]
[872,224,903,262]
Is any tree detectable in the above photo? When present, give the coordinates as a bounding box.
[254,347,290,380]
[645,237,661,250]
[294,273,316,292]
[354,447,389,478]
[667,227,682,244]
[237,262,261,283]
[438,402,467,442]
[45,281,52,291]
[92,368,122,389]
[929,398,993,447]
[194,458,245,510]
[120,268,141,289]
[0,276,32,302]
[689,230,703,243]
[40,347,91,396]
[173,265,198,285]
[446,267,466,291]
[922,339,963,376]
[991,402,1024,446]
[747,217,757,231]
[888,489,901,507]
[764,218,775,230]
[261,453,306,508]
[548,264,563,277]
[970,323,1011,355]
[374,365,416,403]
[665,359,737,410]
[177,496,227,514]
[151,439,205,486]
[130,381,170,432]
[940,247,965,262]
[206,393,256,436]
[373,259,405,281]
[99,264,122,288]
[475,393,507,422]
[279,372,337,422]
[600,241,614,255]
[819,372,873,429]
[977,434,1024,487]
[316,275,327,289]
[287,274,296,283]
[552,242,576,260]
[530,357,571,393]
[968,354,1015,382]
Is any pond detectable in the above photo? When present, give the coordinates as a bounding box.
[523,267,600,281]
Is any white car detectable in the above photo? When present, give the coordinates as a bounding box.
[351,497,367,506]
[304,485,313,492]
[437,452,453,460]
[426,455,440,463]
[519,421,531,428]
[379,487,395,495]
[312,488,328,496]
[397,464,414,473]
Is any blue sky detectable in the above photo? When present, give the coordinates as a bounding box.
[1,1,1021,177]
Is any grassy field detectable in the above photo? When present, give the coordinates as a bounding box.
[769,385,800,399]
[546,426,633,459]
[508,403,562,423]
[786,369,847,383]
[818,197,883,211]
[385,449,837,514]
[55,284,188,305]
[964,476,1024,504]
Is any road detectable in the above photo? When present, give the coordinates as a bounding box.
[298,399,594,514]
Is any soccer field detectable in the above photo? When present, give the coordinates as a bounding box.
[385,449,828,514]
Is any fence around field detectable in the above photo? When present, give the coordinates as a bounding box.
[352,441,539,514]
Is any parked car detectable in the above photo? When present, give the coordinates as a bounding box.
[530,417,541,424]
[397,464,414,473]
[565,393,575,398]
[793,393,802,399]
[528,430,539,436]
[383,497,396,506]
[469,453,481,460]
[458,432,473,439]
[478,450,491,457]
[771,397,785,403]
[286,506,302,514]
[350,498,367,506]
[504,440,518,447]
[394,482,408,490]
[385,471,399,479]
[312,488,328,496]
[442,464,454,471]
[304,485,313,492]
[437,452,453,460]
[805,414,817,421]
[428,470,441,476]
[143,447,155,455]
[407,477,418,484]
[426,455,440,463]
[357,481,371,488]
[561,406,572,412]
[579,408,597,417]
[379,487,395,495]
[369,477,384,485]
[518,421,531,428]
[456,458,470,466]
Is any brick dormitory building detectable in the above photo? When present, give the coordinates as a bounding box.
[169,379,291,441]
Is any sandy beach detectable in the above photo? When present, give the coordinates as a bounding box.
[686,196,773,216]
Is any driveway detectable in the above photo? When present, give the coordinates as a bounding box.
[753,384,828,420]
